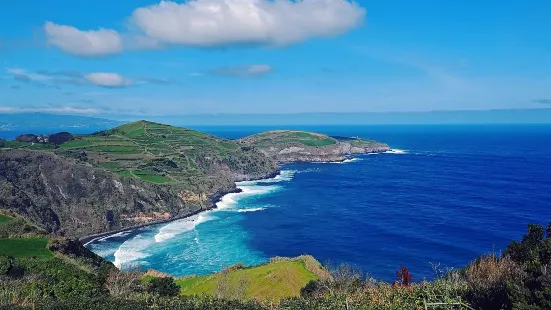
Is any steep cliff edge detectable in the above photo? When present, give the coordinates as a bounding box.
[239,130,390,163]
[0,150,197,238]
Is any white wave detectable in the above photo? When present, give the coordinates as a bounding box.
[238,170,296,185]
[113,234,153,269]
[314,157,361,164]
[342,157,361,163]
[236,207,266,213]
[269,170,296,182]
[107,171,288,269]
[240,184,280,195]
[83,230,133,247]
[154,213,215,243]
[97,231,132,242]
[216,191,242,210]
[385,149,408,154]
[217,183,280,210]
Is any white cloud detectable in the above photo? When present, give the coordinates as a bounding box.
[44,21,123,57]
[0,106,100,114]
[210,64,273,77]
[6,68,175,88]
[130,0,365,47]
[84,73,133,88]
[7,68,51,81]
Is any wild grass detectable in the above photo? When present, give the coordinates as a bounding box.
[0,238,54,259]
[176,257,320,302]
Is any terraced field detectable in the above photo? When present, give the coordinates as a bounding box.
[54,121,276,186]
[241,130,338,148]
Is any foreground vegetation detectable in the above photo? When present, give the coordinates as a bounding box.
[177,256,326,302]
[1,221,550,309]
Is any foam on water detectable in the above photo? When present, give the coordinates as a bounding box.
[314,157,361,164]
[384,149,407,154]
[236,207,266,213]
[113,234,154,269]
[101,170,296,270]
[154,213,215,243]
[239,170,296,185]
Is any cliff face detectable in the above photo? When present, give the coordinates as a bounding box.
[0,150,202,238]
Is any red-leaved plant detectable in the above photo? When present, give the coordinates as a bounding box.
[394,265,412,287]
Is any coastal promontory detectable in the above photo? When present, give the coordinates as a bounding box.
[0,121,388,238]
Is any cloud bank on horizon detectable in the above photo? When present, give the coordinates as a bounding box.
[1,0,550,116]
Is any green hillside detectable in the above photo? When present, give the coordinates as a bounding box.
[239,130,390,163]
[55,121,275,185]
[240,130,386,148]
[240,130,338,148]
[0,213,53,259]
[0,237,54,259]
[176,256,326,302]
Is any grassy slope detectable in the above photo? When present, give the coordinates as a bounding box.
[241,130,385,150]
[0,238,54,259]
[57,121,225,183]
[242,130,338,148]
[0,237,54,259]
[176,258,320,302]
[0,214,53,258]
[30,120,273,186]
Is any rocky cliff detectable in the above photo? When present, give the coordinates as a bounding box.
[0,150,201,238]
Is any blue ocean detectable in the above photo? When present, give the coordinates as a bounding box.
[8,125,548,282]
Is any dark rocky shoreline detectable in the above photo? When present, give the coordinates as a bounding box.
[79,149,386,247]
[80,169,282,245]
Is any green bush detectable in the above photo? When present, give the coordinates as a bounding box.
[502,222,551,309]
[143,276,180,297]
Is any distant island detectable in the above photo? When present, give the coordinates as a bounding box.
[0,120,389,240]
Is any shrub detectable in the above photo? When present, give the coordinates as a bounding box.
[395,265,412,287]
[463,254,519,309]
[501,222,551,309]
[0,256,12,275]
[143,276,180,297]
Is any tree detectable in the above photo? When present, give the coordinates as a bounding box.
[49,132,73,146]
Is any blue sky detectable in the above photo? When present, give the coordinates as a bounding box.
[1,0,550,116]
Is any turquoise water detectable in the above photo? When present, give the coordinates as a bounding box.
[85,125,551,281]
[86,171,296,275]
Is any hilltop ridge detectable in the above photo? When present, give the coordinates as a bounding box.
[240,130,390,163]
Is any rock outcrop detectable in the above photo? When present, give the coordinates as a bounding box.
[0,150,198,238]
[240,130,390,163]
